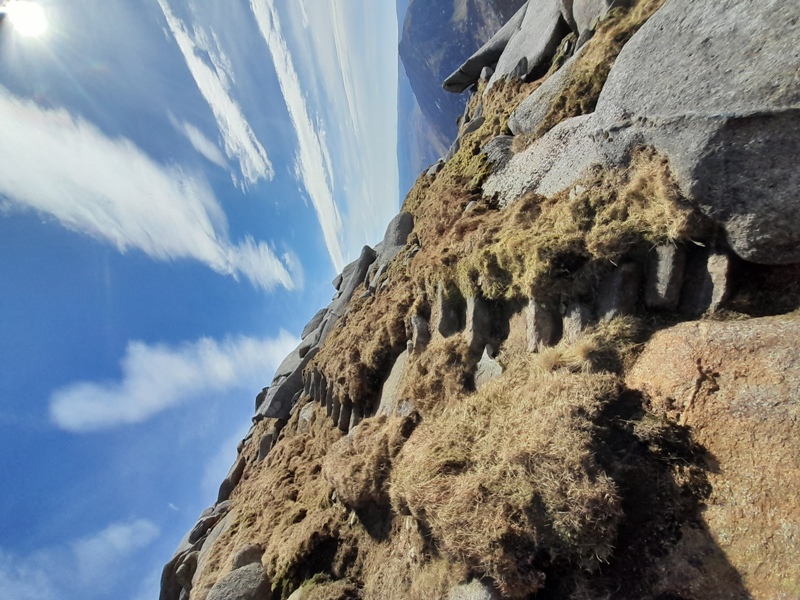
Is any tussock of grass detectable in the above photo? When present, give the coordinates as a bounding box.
[529,0,666,144]
[322,414,417,511]
[534,316,643,374]
[391,358,623,597]
[399,337,473,412]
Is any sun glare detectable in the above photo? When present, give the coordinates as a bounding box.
[5,1,48,37]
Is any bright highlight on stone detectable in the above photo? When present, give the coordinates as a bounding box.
[5,1,47,37]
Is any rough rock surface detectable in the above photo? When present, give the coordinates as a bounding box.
[627,315,800,599]
[485,0,800,264]
[205,563,269,600]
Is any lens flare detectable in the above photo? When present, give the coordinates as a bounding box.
[5,1,48,37]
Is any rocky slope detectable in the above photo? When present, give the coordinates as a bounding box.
[160,1,800,598]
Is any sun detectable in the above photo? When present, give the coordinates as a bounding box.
[5,1,48,37]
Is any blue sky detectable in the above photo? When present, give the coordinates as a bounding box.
[0,1,408,598]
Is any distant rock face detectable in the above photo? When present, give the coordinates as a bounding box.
[399,0,527,142]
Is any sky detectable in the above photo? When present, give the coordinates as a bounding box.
[0,1,410,598]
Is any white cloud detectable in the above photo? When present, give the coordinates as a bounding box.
[49,331,300,433]
[250,0,346,271]
[0,519,159,600]
[157,0,274,186]
[0,85,294,292]
[72,520,160,588]
[170,114,229,169]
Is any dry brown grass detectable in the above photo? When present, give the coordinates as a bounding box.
[453,148,697,303]
[390,357,624,597]
[322,414,418,511]
[527,0,666,145]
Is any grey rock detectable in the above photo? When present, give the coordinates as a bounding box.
[332,272,343,290]
[563,302,592,342]
[679,250,734,317]
[175,551,199,590]
[217,455,246,503]
[409,314,431,354]
[443,2,530,93]
[257,432,274,462]
[382,212,414,253]
[331,396,341,426]
[257,346,319,420]
[193,511,236,590]
[377,350,410,417]
[349,404,364,431]
[231,544,264,570]
[488,0,570,87]
[508,44,587,136]
[188,514,219,544]
[645,245,687,311]
[597,262,642,320]
[449,579,502,600]
[213,500,233,517]
[254,387,268,411]
[435,283,464,338]
[461,116,485,137]
[527,300,561,351]
[482,135,515,173]
[338,401,353,433]
[301,308,327,339]
[566,0,634,45]
[179,589,190,600]
[475,345,504,389]
[297,403,316,434]
[427,160,445,176]
[206,563,269,600]
[485,0,800,265]
[465,295,492,354]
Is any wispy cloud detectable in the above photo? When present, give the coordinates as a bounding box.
[0,86,294,292]
[250,0,346,271]
[169,114,229,169]
[157,0,273,186]
[49,332,300,433]
[0,519,159,600]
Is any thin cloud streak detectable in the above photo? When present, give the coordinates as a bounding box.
[250,0,346,271]
[0,519,159,600]
[170,115,229,169]
[0,86,294,292]
[157,0,274,187]
[49,332,300,432]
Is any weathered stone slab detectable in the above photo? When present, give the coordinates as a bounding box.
[217,455,246,503]
[597,262,642,320]
[301,308,327,339]
[563,302,592,342]
[645,245,687,311]
[377,350,410,417]
[257,432,274,462]
[527,299,560,351]
[297,403,316,434]
[475,345,504,389]
[434,283,465,338]
[206,562,269,600]
[465,295,492,354]
[679,250,734,317]
[338,401,353,433]
[231,544,264,570]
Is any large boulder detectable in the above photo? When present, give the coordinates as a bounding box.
[485,0,800,264]
[206,563,270,600]
[626,314,800,598]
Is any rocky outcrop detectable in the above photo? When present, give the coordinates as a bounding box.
[483,0,800,264]
[444,0,633,91]
[400,0,527,141]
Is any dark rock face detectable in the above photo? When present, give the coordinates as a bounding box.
[399,0,527,144]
